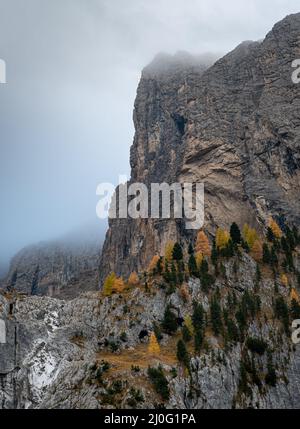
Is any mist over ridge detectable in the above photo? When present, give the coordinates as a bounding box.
[1,0,299,274]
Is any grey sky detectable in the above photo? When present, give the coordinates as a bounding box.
[0,0,299,274]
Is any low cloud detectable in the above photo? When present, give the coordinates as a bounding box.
[0,0,299,271]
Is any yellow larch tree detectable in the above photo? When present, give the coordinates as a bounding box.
[243,224,259,249]
[251,240,263,261]
[164,241,175,262]
[269,218,282,239]
[148,332,160,355]
[216,228,230,250]
[195,230,211,256]
[184,315,195,336]
[128,271,139,287]
[103,272,116,297]
[243,224,249,243]
[148,255,160,273]
[280,274,289,287]
[291,288,300,303]
[112,277,126,294]
[195,252,204,269]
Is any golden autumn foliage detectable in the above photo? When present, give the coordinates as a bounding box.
[112,277,126,294]
[128,272,139,287]
[103,272,116,296]
[184,315,195,336]
[103,273,126,295]
[291,288,300,302]
[269,218,282,239]
[216,228,230,250]
[195,252,204,269]
[243,224,259,249]
[164,241,175,262]
[251,240,263,261]
[280,274,289,287]
[195,230,211,256]
[148,332,160,355]
[148,255,160,273]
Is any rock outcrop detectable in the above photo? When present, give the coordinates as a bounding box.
[1,14,300,411]
[0,249,299,409]
[4,223,104,299]
[100,13,300,283]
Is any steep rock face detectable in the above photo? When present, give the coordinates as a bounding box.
[100,14,300,282]
[4,241,101,300]
[0,250,300,409]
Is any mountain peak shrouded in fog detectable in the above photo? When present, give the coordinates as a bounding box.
[2,219,106,299]
[100,12,300,282]
[0,263,7,280]
[0,3,300,411]
[143,51,221,77]
[1,1,299,273]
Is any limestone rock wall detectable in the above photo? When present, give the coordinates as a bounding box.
[100,13,300,283]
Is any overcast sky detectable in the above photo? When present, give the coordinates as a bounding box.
[0,0,299,274]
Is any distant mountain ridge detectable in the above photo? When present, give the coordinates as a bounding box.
[3,221,105,299]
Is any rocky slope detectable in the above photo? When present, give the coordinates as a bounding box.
[0,247,300,409]
[100,13,300,282]
[4,242,99,300]
[3,223,104,300]
[1,14,300,410]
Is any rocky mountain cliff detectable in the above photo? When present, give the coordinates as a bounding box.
[100,13,300,283]
[1,247,300,409]
[0,14,300,410]
[3,223,104,300]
